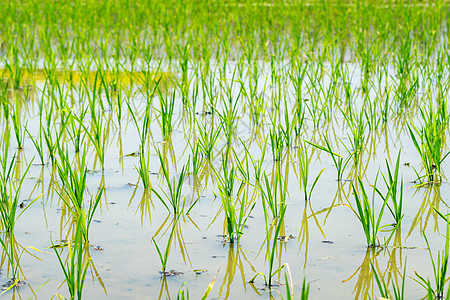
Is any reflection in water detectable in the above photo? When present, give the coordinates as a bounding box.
[153,215,197,271]
[407,185,446,240]
[218,243,255,300]
[154,215,200,300]
[343,247,382,300]
[343,227,404,300]
[158,275,170,300]
[386,226,403,289]
[298,200,327,267]
[137,189,154,225]
[161,135,176,172]
[0,233,25,280]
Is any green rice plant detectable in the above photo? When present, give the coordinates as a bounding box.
[300,277,311,300]
[240,77,266,127]
[176,270,218,300]
[3,46,23,90]
[136,148,151,190]
[127,99,152,150]
[215,91,240,146]
[306,135,351,181]
[414,222,449,299]
[0,81,9,120]
[290,59,307,135]
[350,177,389,247]
[53,221,91,300]
[115,91,123,128]
[213,153,255,243]
[371,260,406,300]
[408,106,450,184]
[259,170,287,220]
[298,142,325,201]
[282,275,310,300]
[188,142,203,175]
[55,147,103,242]
[10,101,26,150]
[249,205,286,287]
[280,99,295,147]
[233,148,251,184]
[67,107,88,153]
[279,264,295,300]
[157,89,175,140]
[379,151,404,225]
[152,151,194,215]
[0,154,38,283]
[0,154,36,234]
[177,43,191,104]
[152,216,178,273]
[42,113,68,164]
[196,119,222,161]
[269,124,284,162]
[96,64,113,111]
[243,138,268,183]
[344,109,367,165]
[0,233,24,286]
[26,128,45,165]
[176,282,189,300]
[82,116,107,170]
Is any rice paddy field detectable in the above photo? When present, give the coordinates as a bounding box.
[2,0,450,299]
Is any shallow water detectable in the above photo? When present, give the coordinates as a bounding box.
[0,59,449,300]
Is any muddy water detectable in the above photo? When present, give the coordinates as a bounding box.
[1,61,448,299]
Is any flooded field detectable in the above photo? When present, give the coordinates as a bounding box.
[1,1,450,299]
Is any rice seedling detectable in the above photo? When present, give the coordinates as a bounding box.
[0,154,37,234]
[414,221,449,299]
[176,270,218,300]
[269,124,284,162]
[53,221,91,300]
[188,142,203,175]
[67,107,88,153]
[379,151,404,225]
[213,152,255,243]
[10,101,26,150]
[152,216,178,273]
[249,205,286,287]
[127,99,152,150]
[55,147,103,242]
[157,89,175,141]
[136,148,151,190]
[259,170,287,221]
[2,46,23,90]
[196,118,222,161]
[26,127,45,165]
[343,109,367,165]
[371,261,406,300]
[245,138,268,183]
[306,135,351,182]
[215,90,240,147]
[152,151,194,215]
[0,233,24,287]
[349,177,389,248]
[298,142,325,201]
[408,106,450,184]
[300,277,311,300]
[83,115,107,170]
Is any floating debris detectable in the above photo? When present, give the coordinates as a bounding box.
[160,270,183,276]
[278,235,295,242]
[322,240,334,244]
[93,245,104,251]
[1,279,27,290]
